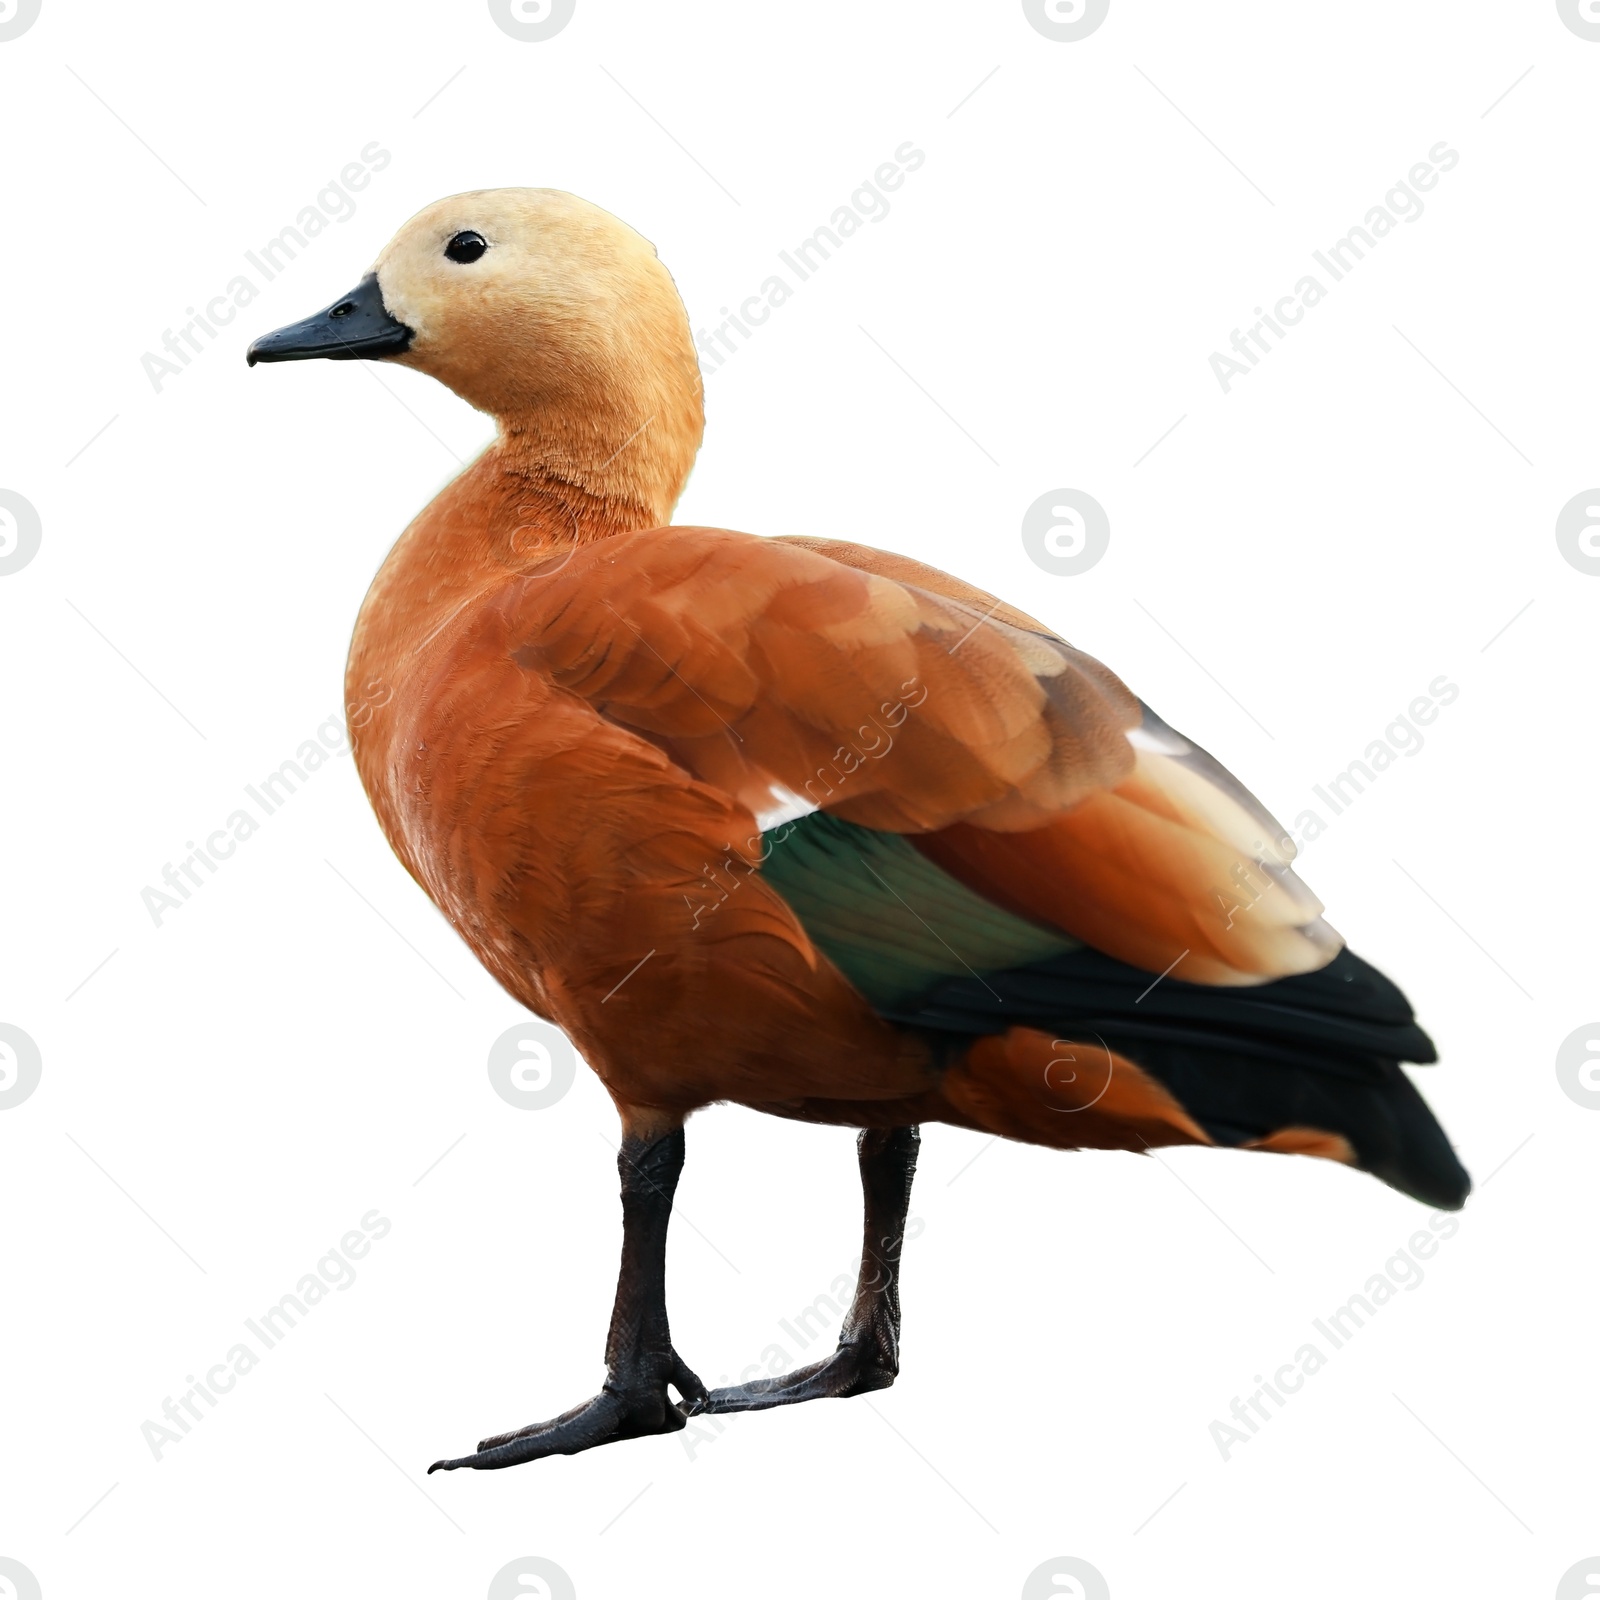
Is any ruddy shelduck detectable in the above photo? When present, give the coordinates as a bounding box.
[247,188,1469,1473]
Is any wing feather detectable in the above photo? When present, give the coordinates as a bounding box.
[506,527,1334,984]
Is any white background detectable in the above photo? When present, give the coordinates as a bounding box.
[1,2,1595,1597]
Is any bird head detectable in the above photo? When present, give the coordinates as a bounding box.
[247,187,704,525]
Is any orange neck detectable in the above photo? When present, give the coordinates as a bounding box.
[344,436,660,774]
[367,432,662,614]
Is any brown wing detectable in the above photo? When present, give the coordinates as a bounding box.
[503,525,1139,831]
[505,526,1337,984]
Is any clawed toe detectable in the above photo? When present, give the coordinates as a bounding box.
[431,1388,676,1473]
[476,1397,594,1454]
[430,1356,709,1473]
[686,1336,896,1416]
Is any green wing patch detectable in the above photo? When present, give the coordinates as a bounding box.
[759,811,1079,1009]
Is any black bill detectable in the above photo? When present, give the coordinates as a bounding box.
[246,273,412,366]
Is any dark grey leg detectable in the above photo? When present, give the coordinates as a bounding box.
[687,1125,920,1415]
[429,1129,705,1472]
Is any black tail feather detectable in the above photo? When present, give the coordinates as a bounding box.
[887,946,1470,1210]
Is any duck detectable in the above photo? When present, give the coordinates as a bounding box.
[246,188,1470,1474]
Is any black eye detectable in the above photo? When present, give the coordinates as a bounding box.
[445,230,488,264]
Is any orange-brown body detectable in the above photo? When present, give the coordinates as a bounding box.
[345,446,1217,1151]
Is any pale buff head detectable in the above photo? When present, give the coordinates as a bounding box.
[379,189,703,520]
[251,188,704,525]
